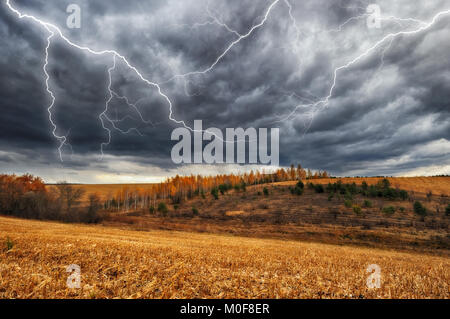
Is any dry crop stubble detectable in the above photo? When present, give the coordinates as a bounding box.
[0,216,449,298]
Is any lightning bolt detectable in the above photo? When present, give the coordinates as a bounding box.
[164,0,282,81]
[6,0,285,157]
[5,0,450,160]
[277,8,450,125]
[42,31,66,161]
[6,0,194,159]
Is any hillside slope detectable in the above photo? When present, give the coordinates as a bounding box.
[104,177,450,254]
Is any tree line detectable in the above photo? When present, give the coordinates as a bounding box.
[0,164,330,221]
[104,164,330,212]
[0,174,102,223]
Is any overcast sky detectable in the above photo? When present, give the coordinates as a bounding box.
[0,0,449,183]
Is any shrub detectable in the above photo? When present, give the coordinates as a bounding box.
[398,190,409,200]
[326,183,334,193]
[263,187,269,196]
[307,182,314,190]
[192,207,199,215]
[378,178,390,189]
[363,200,372,208]
[328,194,334,201]
[5,237,14,251]
[157,202,168,216]
[399,207,405,213]
[353,205,362,216]
[344,200,352,208]
[344,190,353,201]
[321,179,409,201]
[446,204,450,216]
[211,188,219,200]
[291,182,304,196]
[219,184,231,195]
[149,206,155,214]
[382,206,396,216]
[361,181,368,191]
[413,201,427,216]
[173,204,179,210]
[257,191,262,196]
[313,184,324,193]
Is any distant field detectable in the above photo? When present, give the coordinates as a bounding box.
[1,216,449,299]
[47,183,157,202]
[276,176,450,196]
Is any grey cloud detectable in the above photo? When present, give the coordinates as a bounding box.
[0,0,449,181]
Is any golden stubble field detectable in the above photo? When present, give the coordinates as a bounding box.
[0,216,448,299]
[276,176,450,195]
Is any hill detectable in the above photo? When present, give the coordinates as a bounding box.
[98,177,449,255]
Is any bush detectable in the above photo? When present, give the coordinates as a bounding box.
[327,194,334,201]
[323,178,408,201]
[263,187,269,196]
[313,184,324,193]
[361,181,368,191]
[353,205,362,216]
[398,190,409,200]
[344,190,353,201]
[399,206,405,213]
[219,184,231,195]
[363,200,372,208]
[211,188,219,200]
[149,206,155,214]
[382,206,396,216]
[5,237,13,251]
[257,191,262,196]
[446,204,450,216]
[378,178,390,189]
[413,201,427,216]
[192,207,199,215]
[290,182,304,196]
[344,200,352,208]
[157,202,168,216]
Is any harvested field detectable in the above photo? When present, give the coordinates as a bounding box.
[276,177,450,196]
[0,216,449,299]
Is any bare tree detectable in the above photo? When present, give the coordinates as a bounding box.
[86,193,102,223]
[56,182,85,212]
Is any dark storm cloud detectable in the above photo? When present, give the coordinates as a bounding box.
[0,0,449,181]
